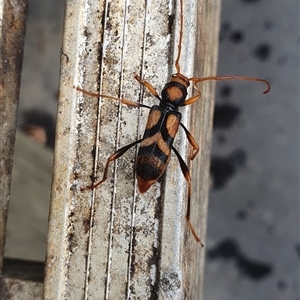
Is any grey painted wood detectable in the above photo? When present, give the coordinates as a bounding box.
[44,0,220,298]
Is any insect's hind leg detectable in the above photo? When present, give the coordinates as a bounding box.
[82,139,143,191]
[172,147,203,246]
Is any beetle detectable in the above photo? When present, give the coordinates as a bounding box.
[77,0,270,244]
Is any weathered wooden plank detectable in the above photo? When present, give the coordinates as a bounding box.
[1,258,43,300]
[5,131,52,261]
[44,0,220,299]
[186,3,221,298]
[0,0,29,272]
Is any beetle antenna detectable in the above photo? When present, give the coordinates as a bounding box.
[174,0,183,74]
[189,76,271,94]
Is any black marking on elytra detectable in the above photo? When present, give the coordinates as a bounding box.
[138,145,169,165]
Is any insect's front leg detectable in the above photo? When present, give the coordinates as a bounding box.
[134,74,162,101]
[180,123,199,160]
[181,79,203,106]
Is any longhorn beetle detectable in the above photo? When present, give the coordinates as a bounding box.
[77,0,270,245]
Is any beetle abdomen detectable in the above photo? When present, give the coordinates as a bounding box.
[136,154,166,193]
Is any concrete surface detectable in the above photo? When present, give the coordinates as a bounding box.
[4,0,299,299]
[204,1,299,300]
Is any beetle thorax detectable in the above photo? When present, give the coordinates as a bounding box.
[161,73,190,108]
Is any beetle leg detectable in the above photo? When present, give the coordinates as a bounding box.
[76,87,151,109]
[172,147,203,246]
[180,123,199,160]
[180,78,202,106]
[82,139,143,191]
[134,74,162,101]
